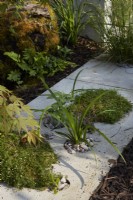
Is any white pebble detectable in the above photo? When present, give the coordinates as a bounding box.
[58,183,67,190]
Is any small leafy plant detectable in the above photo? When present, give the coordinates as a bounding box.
[0,85,42,145]
[55,45,73,59]
[4,48,76,84]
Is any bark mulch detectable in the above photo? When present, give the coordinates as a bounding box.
[90,138,133,200]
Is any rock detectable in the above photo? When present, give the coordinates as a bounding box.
[87,138,94,147]
[87,138,90,142]
[67,146,76,154]
[44,133,54,140]
[64,141,75,154]
[86,142,94,147]
[90,142,94,147]
[58,183,67,191]
[89,137,94,142]
[80,143,89,151]
[43,114,64,130]
[74,144,80,150]
[60,177,67,184]
[64,140,93,153]
[58,177,70,190]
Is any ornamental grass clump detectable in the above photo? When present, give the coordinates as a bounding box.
[51,0,95,45]
[90,0,133,64]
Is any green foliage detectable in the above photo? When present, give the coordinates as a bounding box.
[4,49,76,84]
[41,72,126,162]
[90,0,133,63]
[0,133,60,190]
[0,2,8,13]
[69,89,132,124]
[56,45,73,59]
[51,92,107,145]
[7,70,22,85]
[51,0,93,45]
[41,69,82,122]
[0,85,42,145]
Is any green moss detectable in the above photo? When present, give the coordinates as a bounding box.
[69,89,132,124]
[0,133,60,190]
[0,1,59,53]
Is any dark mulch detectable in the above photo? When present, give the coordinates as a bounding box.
[14,37,101,104]
[90,138,133,200]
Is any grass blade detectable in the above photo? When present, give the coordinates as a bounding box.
[95,128,126,163]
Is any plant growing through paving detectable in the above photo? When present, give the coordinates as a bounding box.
[40,71,126,162]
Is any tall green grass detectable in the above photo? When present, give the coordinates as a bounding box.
[91,0,133,64]
[51,0,94,45]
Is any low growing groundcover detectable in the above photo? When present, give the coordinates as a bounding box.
[68,89,132,124]
[0,133,61,191]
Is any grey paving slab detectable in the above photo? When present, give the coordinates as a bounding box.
[67,60,133,90]
[1,58,133,200]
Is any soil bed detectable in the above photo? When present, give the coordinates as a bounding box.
[90,138,133,200]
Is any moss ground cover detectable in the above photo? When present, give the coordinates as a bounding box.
[0,133,61,191]
[68,89,132,124]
